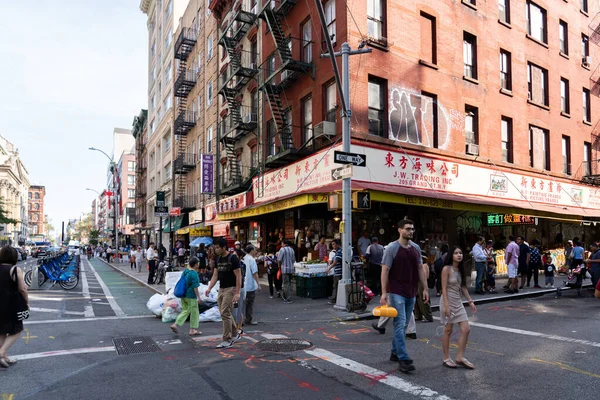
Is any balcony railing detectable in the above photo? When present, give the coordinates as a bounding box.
[174,110,197,136]
[173,194,198,210]
[174,153,197,174]
[174,69,197,98]
[174,27,198,61]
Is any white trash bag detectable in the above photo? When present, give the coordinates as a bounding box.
[199,306,222,322]
[147,293,166,317]
[161,297,182,323]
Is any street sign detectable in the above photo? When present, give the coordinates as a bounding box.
[154,206,168,217]
[334,150,367,167]
[353,192,371,210]
[170,207,181,216]
[331,165,353,181]
[156,191,165,206]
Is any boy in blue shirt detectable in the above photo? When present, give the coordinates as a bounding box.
[543,256,556,288]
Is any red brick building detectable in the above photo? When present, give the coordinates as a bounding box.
[28,185,45,236]
[208,0,600,252]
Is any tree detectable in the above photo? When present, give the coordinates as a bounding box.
[0,197,16,225]
[73,213,93,243]
[89,229,100,245]
[44,215,55,237]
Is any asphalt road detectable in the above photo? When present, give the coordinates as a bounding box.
[2,257,599,400]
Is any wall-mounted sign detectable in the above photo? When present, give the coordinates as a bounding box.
[201,154,214,194]
[484,213,537,227]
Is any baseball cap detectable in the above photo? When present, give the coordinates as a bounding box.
[235,241,241,245]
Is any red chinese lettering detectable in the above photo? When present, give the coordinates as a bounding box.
[295,165,301,176]
[399,156,408,169]
[324,155,330,167]
[312,195,318,201]
[313,158,318,169]
[305,161,310,173]
[548,182,553,192]
[531,178,536,190]
[270,175,276,185]
[440,162,449,176]
[521,177,527,188]
[539,180,545,191]
[385,152,395,168]
[277,173,282,182]
[413,157,422,171]
[557,183,562,192]
[283,168,289,180]
[451,164,459,178]
[426,161,436,173]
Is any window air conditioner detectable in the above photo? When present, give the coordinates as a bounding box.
[243,113,258,123]
[466,143,479,156]
[248,63,257,70]
[583,56,592,67]
[314,121,336,138]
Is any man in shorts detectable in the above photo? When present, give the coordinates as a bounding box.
[505,235,520,294]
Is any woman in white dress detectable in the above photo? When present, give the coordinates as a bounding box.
[440,246,477,369]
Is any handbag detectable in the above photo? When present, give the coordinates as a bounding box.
[173,270,188,298]
[1,267,29,322]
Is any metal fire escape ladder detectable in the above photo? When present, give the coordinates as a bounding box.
[175,58,188,207]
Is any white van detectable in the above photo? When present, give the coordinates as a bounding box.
[68,240,81,255]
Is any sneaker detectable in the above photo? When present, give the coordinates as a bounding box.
[269,296,274,299]
[231,332,242,343]
[372,322,386,335]
[406,333,417,340]
[216,341,233,348]
[398,360,416,373]
[390,352,398,362]
[283,299,293,304]
[249,321,259,325]
[504,289,515,294]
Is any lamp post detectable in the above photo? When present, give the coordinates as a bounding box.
[89,147,119,250]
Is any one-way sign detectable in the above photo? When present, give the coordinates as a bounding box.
[331,165,353,181]
[334,150,367,167]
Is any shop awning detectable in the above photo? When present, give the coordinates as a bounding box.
[163,215,186,233]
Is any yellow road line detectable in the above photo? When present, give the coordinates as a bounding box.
[532,358,600,379]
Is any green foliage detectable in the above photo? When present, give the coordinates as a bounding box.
[0,197,17,225]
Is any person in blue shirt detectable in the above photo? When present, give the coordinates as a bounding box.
[170,257,202,336]
[571,241,585,269]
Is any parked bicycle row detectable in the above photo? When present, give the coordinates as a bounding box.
[24,252,80,290]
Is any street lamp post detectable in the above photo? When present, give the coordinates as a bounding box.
[89,147,119,250]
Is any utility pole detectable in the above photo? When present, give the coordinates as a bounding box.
[315,0,371,310]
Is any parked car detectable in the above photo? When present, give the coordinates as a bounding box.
[35,246,50,258]
[12,246,23,262]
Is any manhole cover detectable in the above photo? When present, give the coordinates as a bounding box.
[113,336,162,355]
[254,339,313,352]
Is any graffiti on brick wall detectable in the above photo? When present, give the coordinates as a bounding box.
[388,88,463,150]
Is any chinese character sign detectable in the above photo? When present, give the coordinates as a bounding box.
[484,213,536,227]
[201,154,214,194]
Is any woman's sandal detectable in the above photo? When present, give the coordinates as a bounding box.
[5,358,17,366]
[0,358,9,368]
[170,325,178,334]
[188,330,202,336]
[442,359,457,368]
[456,359,475,369]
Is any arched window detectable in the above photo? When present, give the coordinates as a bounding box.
[35,192,40,199]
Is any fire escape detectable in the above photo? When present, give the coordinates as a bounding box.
[217,4,259,195]
[132,110,148,225]
[584,13,600,186]
[259,0,315,168]
[173,27,198,210]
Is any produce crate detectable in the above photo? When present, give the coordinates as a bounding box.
[294,276,333,299]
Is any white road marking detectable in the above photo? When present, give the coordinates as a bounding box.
[191,334,224,342]
[12,346,115,361]
[30,307,85,316]
[25,315,154,325]
[80,262,95,318]
[85,259,125,317]
[306,348,453,400]
[261,333,288,339]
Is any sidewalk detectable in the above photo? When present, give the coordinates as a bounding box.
[95,256,593,322]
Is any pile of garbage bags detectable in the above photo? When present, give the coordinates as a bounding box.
[146,282,222,323]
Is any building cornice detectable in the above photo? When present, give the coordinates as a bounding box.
[140,0,153,14]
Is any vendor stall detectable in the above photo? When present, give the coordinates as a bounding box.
[294,261,333,299]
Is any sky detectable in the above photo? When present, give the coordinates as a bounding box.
[0,1,148,235]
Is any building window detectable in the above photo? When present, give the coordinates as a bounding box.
[465,105,479,149]
[165,0,172,17]
[560,78,570,114]
[34,203,40,210]
[367,0,384,40]
[251,91,259,115]
[28,192,32,199]
[34,192,40,199]
[207,81,213,107]
[164,64,172,84]
[325,81,336,122]
[583,88,591,122]
[419,11,436,65]
[207,35,213,60]
[368,76,386,137]
[463,32,477,79]
[499,0,510,24]
[163,90,172,111]
[499,49,511,91]
[165,163,172,180]
[581,0,588,13]
[559,20,568,55]
[582,34,590,65]
[325,0,336,44]
[163,133,171,153]
[501,117,513,163]
[128,161,135,172]
[526,1,547,44]
[251,146,259,170]
[584,142,592,175]
[527,62,548,107]
[529,125,550,170]
[165,27,172,50]
[562,136,571,175]
[128,189,136,199]
[126,202,135,209]
[250,39,258,65]
[302,96,313,143]
[267,120,276,156]
[207,126,213,153]
[302,20,312,62]
[464,0,476,5]
[127,175,135,185]
[422,91,439,148]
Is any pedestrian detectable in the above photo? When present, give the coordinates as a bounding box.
[527,240,542,288]
[483,241,496,293]
[595,278,600,299]
[440,246,477,369]
[265,245,281,298]
[372,312,418,339]
[146,242,157,284]
[243,245,261,325]
[543,256,556,288]
[380,219,429,373]
[366,237,384,295]
[565,240,574,264]
[205,238,242,349]
[357,231,371,257]
[177,244,186,268]
[170,257,202,336]
[232,248,247,332]
[517,236,530,290]
[470,237,487,294]
[197,243,208,270]
[129,247,136,270]
[585,242,600,288]
[106,246,112,263]
[314,235,328,261]
[278,239,295,304]
[235,241,242,251]
[325,239,342,304]
[433,244,448,297]
[0,245,29,368]
[571,240,585,269]
[159,244,167,263]
[414,256,433,322]
[135,246,144,273]
[504,236,520,293]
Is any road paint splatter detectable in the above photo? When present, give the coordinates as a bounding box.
[1,394,15,400]
[277,371,320,392]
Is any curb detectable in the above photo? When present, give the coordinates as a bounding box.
[93,257,164,295]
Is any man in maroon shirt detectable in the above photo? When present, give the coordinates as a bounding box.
[381,219,429,373]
